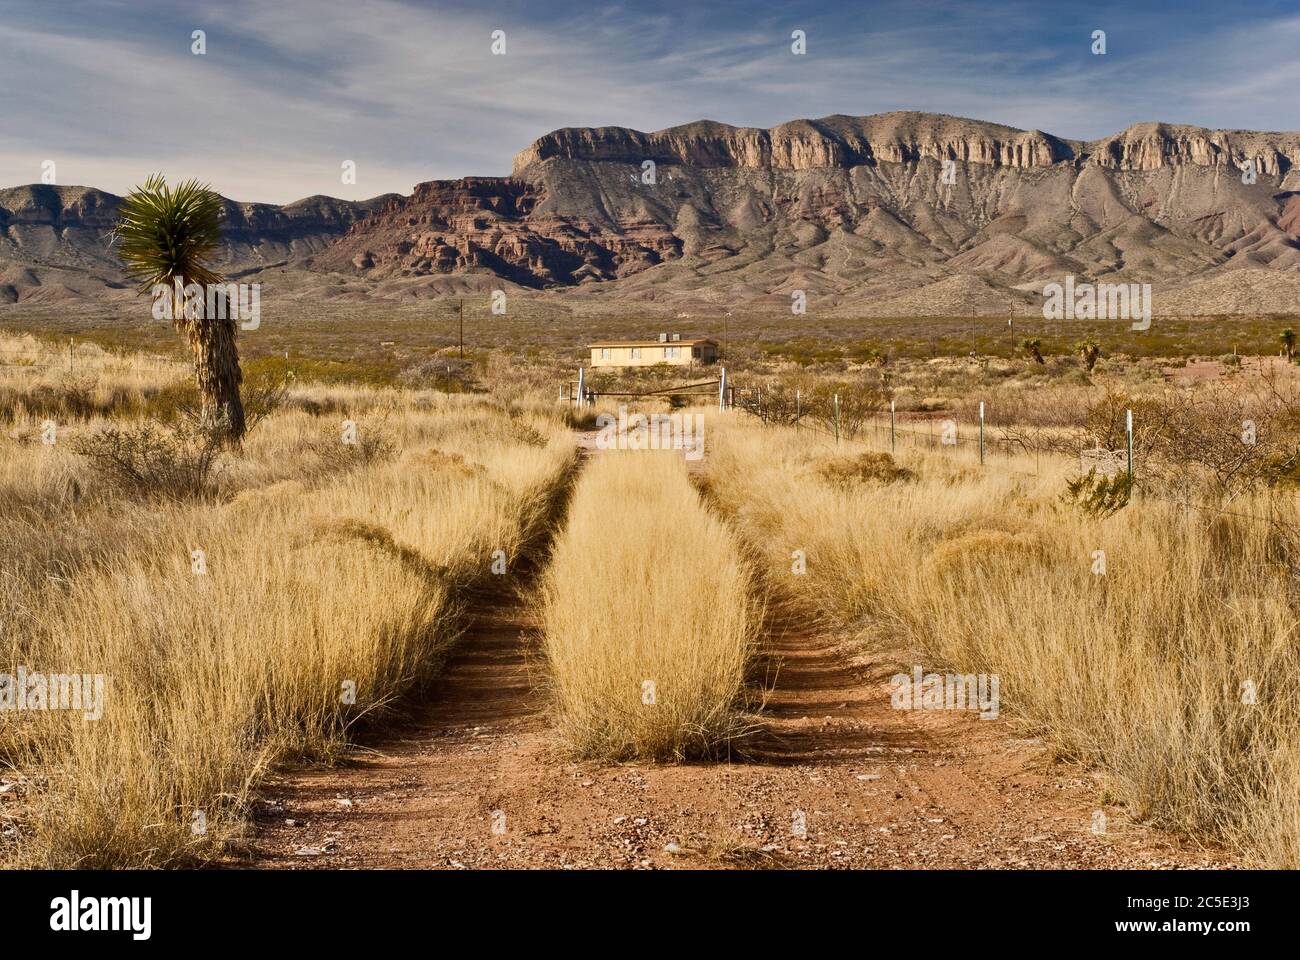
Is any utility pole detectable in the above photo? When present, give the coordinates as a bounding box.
[723,312,730,361]
[458,299,464,359]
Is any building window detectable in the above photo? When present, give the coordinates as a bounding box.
[665,346,679,359]
[599,348,610,360]
[630,347,641,359]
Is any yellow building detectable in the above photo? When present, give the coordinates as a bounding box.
[589,335,719,368]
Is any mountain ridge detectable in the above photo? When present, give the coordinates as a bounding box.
[4,111,1300,313]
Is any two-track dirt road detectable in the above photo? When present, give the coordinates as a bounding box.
[245,433,1230,869]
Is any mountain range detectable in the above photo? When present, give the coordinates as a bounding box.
[4,111,1300,315]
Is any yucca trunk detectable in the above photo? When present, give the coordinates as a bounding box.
[172,279,245,442]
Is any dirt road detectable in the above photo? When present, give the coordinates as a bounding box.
[245,435,1230,869]
[247,590,1227,870]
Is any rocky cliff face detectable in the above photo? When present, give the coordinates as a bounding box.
[4,112,1300,309]
[316,176,680,287]
[0,185,395,303]
[511,113,1082,173]
[1088,122,1300,175]
[513,113,1300,177]
[323,112,1300,301]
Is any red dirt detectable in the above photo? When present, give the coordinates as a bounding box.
[245,591,1230,870]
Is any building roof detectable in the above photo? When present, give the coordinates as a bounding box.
[589,338,718,348]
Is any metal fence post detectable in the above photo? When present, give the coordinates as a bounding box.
[719,367,727,412]
[833,393,840,445]
[890,399,896,452]
[1126,408,1134,480]
[979,401,985,465]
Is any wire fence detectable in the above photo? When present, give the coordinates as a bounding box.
[733,389,1300,542]
[0,341,103,373]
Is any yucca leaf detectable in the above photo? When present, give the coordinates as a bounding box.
[111,174,224,290]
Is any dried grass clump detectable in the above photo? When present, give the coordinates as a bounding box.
[540,451,760,761]
[816,451,915,486]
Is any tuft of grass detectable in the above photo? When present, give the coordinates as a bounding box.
[539,451,760,761]
[816,451,915,486]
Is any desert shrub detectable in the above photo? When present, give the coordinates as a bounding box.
[500,418,548,448]
[147,366,288,435]
[304,422,396,469]
[405,447,488,479]
[1042,385,1300,500]
[925,527,1047,581]
[71,420,224,500]
[143,378,203,422]
[398,356,477,392]
[1063,467,1133,517]
[736,376,887,436]
[816,451,915,486]
[808,380,887,439]
[241,367,292,433]
[735,381,803,425]
[759,338,841,366]
[0,375,99,423]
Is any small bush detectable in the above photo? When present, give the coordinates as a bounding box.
[1063,467,1133,517]
[304,424,396,470]
[926,528,1046,580]
[816,451,915,486]
[72,420,224,500]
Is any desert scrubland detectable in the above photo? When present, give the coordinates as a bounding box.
[706,414,1300,867]
[2,326,1298,867]
[0,332,576,866]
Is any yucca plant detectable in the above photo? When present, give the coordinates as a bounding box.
[1073,337,1102,372]
[1019,337,1045,365]
[1281,328,1296,363]
[113,174,245,441]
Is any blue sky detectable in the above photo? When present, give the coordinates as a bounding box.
[1,0,1297,203]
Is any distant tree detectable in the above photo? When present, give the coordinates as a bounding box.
[1074,337,1102,373]
[113,175,245,442]
[1281,328,1296,363]
[1019,337,1045,365]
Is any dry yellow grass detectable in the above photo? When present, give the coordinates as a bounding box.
[0,331,187,429]
[539,450,760,760]
[0,351,577,867]
[707,415,1300,866]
